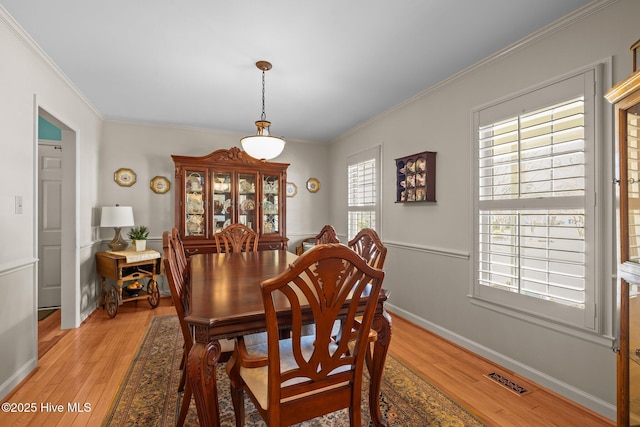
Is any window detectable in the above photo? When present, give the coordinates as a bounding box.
[472,69,600,330]
[347,146,381,240]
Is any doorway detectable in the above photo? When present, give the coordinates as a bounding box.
[36,107,78,334]
[38,141,62,310]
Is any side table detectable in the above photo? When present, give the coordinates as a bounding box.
[95,249,161,318]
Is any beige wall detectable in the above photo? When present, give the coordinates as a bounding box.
[0,7,103,398]
[1,0,636,419]
[100,121,332,250]
[328,0,637,419]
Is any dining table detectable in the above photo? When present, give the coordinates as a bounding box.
[185,249,392,427]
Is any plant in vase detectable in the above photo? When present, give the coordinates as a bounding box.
[127,226,149,251]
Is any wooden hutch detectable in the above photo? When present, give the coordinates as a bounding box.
[172,147,289,255]
[605,38,640,426]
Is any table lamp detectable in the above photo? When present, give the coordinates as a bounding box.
[100,205,135,251]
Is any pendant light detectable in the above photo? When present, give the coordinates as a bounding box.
[240,61,286,160]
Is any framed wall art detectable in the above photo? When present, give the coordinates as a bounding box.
[150,176,171,194]
[306,178,320,193]
[286,182,297,197]
[395,151,436,203]
[114,168,136,187]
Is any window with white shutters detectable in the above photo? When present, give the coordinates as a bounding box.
[348,146,381,240]
[473,69,599,329]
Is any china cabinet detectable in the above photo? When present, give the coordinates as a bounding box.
[605,38,640,427]
[172,147,289,255]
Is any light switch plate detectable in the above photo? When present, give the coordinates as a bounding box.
[15,195,23,214]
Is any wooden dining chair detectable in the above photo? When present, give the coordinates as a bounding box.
[171,227,189,281]
[162,231,193,427]
[214,223,259,253]
[295,236,316,255]
[348,228,387,270]
[227,244,385,427]
[169,228,192,376]
[314,224,340,244]
[163,231,236,427]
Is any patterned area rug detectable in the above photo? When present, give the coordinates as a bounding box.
[103,315,486,426]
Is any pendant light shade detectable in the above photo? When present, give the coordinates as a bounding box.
[241,61,286,160]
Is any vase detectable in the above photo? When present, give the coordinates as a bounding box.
[133,240,146,251]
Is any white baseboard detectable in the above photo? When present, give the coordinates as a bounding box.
[0,357,37,401]
[385,303,616,421]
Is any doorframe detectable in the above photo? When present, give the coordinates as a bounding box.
[36,103,80,329]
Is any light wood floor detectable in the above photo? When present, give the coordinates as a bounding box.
[1,297,614,426]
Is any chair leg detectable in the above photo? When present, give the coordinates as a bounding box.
[226,351,245,427]
[177,380,191,427]
[349,402,361,427]
[178,355,186,392]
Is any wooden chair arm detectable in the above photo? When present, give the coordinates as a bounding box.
[353,318,377,343]
[236,336,268,368]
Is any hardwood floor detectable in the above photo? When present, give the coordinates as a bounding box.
[1,297,613,426]
[37,309,66,359]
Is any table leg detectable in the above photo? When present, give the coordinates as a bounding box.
[187,337,223,427]
[368,309,392,427]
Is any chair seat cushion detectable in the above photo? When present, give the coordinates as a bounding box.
[240,336,350,410]
[219,332,267,353]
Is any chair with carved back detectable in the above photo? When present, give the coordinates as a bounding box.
[171,227,189,282]
[168,228,192,387]
[163,231,236,426]
[314,224,340,244]
[347,228,387,270]
[214,223,259,253]
[227,243,385,426]
[295,237,316,255]
[162,231,194,427]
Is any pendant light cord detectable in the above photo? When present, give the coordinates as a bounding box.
[261,69,267,121]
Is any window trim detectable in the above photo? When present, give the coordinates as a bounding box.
[470,65,609,337]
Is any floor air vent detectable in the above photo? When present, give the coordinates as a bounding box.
[485,372,529,395]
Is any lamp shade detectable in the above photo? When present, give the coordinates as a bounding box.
[100,206,135,227]
[241,135,286,160]
[241,119,286,160]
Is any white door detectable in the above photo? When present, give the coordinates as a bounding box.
[38,143,62,308]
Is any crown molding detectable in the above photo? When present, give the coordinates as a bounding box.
[0,5,103,120]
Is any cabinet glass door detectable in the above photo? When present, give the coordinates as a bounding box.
[238,173,257,232]
[184,170,206,237]
[212,172,232,233]
[627,105,640,263]
[262,174,279,235]
[625,104,640,424]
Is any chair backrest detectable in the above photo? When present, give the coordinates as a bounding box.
[171,227,189,277]
[162,231,192,352]
[260,243,385,421]
[347,228,387,270]
[214,223,259,253]
[314,224,340,244]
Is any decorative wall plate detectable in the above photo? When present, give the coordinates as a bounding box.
[306,178,320,193]
[286,182,297,197]
[150,176,170,194]
[114,168,136,187]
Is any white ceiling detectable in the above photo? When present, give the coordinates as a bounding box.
[2,0,594,142]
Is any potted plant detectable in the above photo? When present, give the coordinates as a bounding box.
[128,226,149,251]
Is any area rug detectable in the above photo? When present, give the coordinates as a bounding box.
[103,315,486,426]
